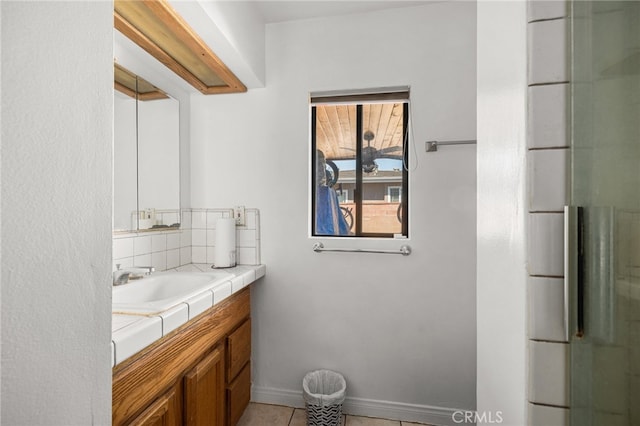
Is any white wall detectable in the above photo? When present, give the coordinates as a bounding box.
[476,1,528,425]
[190,3,477,423]
[1,2,112,424]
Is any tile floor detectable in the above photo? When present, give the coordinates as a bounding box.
[237,403,433,426]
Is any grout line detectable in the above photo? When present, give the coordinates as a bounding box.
[528,212,566,216]
[527,146,569,151]
[529,401,570,409]
[528,16,568,24]
[529,274,564,279]
[529,338,569,344]
[528,210,566,214]
[528,211,565,215]
[528,81,570,87]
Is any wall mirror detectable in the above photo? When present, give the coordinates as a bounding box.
[114,63,180,232]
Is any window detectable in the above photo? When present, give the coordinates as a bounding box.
[387,186,402,203]
[311,87,409,238]
[336,189,350,203]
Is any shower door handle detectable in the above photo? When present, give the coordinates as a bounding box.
[565,206,585,340]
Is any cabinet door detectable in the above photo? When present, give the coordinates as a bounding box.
[184,345,225,426]
[128,386,179,426]
[227,319,251,381]
[227,363,251,426]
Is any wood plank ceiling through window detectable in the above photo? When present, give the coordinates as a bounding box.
[114,0,246,95]
[315,103,405,161]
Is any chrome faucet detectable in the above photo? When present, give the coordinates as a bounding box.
[113,264,155,286]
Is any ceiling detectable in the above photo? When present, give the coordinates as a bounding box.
[113,1,434,98]
[316,103,405,162]
[254,1,432,23]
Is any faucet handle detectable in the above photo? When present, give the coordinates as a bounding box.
[130,266,155,275]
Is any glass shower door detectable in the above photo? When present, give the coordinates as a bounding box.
[570,1,640,425]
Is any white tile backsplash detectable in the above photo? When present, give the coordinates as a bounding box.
[192,229,207,247]
[181,209,192,229]
[113,257,133,271]
[207,210,225,227]
[192,246,206,264]
[529,340,569,407]
[113,208,260,273]
[192,210,207,229]
[245,210,257,230]
[206,247,216,264]
[151,234,167,253]
[180,246,192,265]
[193,208,261,266]
[151,251,167,272]
[238,247,258,265]
[238,229,257,247]
[133,235,151,256]
[528,19,568,85]
[134,253,151,267]
[167,233,180,250]
[528,84,569,149]
[166,249,180,270]
[113,237,134,260]
[180,229,192,247]
[529,148,568,212]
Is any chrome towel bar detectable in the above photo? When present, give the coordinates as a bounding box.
[312,242,412,256]
[426,139,477,152]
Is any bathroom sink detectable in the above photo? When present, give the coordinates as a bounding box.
[112,271,234,314]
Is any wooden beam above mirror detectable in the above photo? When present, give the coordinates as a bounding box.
[114,63,168,101]
[114,0,247,95]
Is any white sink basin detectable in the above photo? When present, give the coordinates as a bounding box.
[112,271,234,314]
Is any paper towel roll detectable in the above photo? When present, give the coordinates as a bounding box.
[214,218,236,268]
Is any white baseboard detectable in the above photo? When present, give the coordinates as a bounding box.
[251,385,305,409]
[251,385,464,426]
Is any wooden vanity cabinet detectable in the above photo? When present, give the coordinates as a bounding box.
[226,319,251,426]
[113,287,251,426]
[184,345,225,426]
[127,385,180,426]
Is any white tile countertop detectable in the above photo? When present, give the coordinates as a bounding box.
[111,264,265,366]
